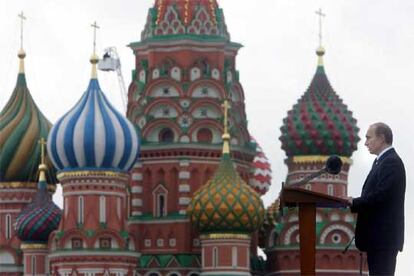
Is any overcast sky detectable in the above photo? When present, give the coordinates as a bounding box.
[1,0,413,274]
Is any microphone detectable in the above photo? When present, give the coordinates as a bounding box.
[325,155,343,175]
[290,155,343,187]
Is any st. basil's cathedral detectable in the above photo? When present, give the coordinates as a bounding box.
[0,0,367,275]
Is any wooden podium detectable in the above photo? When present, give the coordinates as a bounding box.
[279,186,350,276]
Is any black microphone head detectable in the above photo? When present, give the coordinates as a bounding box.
[325,155,342,175]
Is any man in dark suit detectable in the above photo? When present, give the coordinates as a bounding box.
[348,122,406,276]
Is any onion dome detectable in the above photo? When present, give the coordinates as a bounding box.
[279,47,359,157]
[141,0,230,41]
[249,136,272,195]
[188,101,264,234]
[0,50,55,182]
[263,199,280,229]
[47,54,140,172]
[15,160,62,243]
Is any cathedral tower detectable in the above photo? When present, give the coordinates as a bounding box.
[0,14,56,274]
[127,1,258,274]
[46,26,140,275]
[264,46,366,275]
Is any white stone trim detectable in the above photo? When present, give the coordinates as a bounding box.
[179,197,191,205]
[64,191,126,197]
[179,171,190,179]
[49,250,140,258]
[131,186,143,193]
[132,173,143,181]
[132,211,142,216]
[179,160,190,167]
[132,199,143,207]
[320,224,354,244]
[179,210,187,215]
[179,184,190,192]
[283,224,299,245]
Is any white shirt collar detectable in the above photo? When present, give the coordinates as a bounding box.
[376,146,393,161]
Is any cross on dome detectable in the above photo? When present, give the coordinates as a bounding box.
[221,100,231,154]
[315,8,326,47]
[18,11,26,50]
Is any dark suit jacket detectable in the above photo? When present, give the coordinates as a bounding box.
[351,148,406,252]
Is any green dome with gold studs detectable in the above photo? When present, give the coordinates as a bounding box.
[188,100,264,234]
[188,155,264,233]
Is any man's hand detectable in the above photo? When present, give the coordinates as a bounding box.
[346,196,353,206]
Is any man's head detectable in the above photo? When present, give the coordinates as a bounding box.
[365,122,393,155]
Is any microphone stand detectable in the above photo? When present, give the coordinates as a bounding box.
[288,168,327,188]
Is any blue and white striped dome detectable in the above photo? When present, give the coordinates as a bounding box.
[47,79,139,172]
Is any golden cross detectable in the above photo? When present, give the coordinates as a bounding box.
[18,11,26,50]
[38,137,47,165]
[315,8,326,47]
[91,21,100,54]
[222,100,231,135]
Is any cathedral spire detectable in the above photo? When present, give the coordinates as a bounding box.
[315,8,326,67]
[18,11,27,74]
[221,100,231,155]
[90,21,100,79]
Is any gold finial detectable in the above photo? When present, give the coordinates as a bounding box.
[315,9,326,66]
[18,11,27,73]
[221,100,231,154]
[90,21,100,79]
[38,138,48,181]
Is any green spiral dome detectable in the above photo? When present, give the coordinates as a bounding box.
[0,55,54,182]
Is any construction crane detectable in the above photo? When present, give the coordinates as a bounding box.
[98,47,128,111]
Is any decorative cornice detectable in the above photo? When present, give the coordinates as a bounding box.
[200,233,250,240]
[291,155,351,165]
[0,182,56,192]
[21,243,48,250]
[58,170,128,180]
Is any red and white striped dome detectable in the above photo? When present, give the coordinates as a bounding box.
[249,137,272,195]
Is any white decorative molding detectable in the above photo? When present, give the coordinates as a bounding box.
[179,184,190,192]
[132,199,143,207]
[169,238,176,247]
[132,211,142,216]
[132,173,143,181]
[284,224,300,245]
[179,160,190,167]
[212,68,220,80]
[133,162,143,168]
[144,239,151,247]
[131,186,143,193]
[319,224,354,245]
[179,197,191,205]
[179,210,187,215]
[179,171,190,179]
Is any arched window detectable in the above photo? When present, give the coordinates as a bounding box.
[305,184,312,191]
[328,184,334,196]
[159,128,174,143]
[157,194,166,217]
[197,128,213,143]
[5,214,12,240]
[99,196,106,224]
[213,247,218,267]
[232,246,237,268]
[78,196,84,224]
